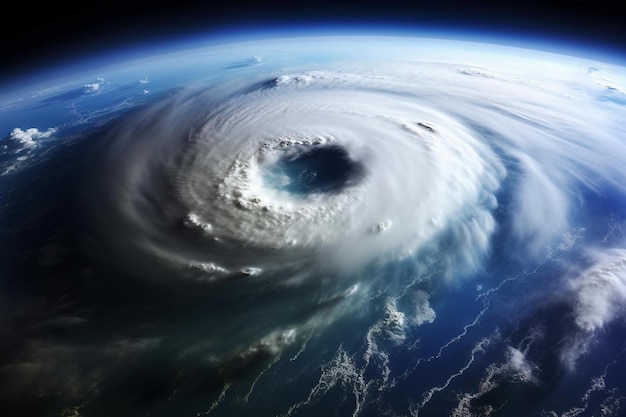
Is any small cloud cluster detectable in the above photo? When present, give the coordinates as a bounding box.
[569,248,626,333]
[83,83,100,92]
[5,127,55,150]
[83,77,104,93]
[1,127,56,175]
[559,248,626,370]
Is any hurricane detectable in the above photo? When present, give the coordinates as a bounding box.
[91,68,505,281]
[2,36,626,417]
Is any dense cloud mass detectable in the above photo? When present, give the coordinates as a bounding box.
[90,69,505,281]
[1,37,626,417]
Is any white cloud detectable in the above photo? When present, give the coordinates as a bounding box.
[411,290,436,326]
[569,248,626,332]
[1,127,56,175]
[83,83,100,92]
[7,127,55,149]
[510,153,570,255]
[559,248,626,370]
[506,346,536,382]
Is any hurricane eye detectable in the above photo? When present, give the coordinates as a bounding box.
[262,145,365,196]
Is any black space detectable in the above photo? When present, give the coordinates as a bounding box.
[1,0,625,84]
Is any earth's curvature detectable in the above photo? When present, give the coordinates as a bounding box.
[1,35,626,417]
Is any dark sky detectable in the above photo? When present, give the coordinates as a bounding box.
[1,0,625,84]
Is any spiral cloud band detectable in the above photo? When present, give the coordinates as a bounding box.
[93,68,509,285]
